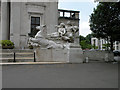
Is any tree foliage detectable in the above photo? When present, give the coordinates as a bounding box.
[80,40,92,49]
[79,34,93,50]
[89,2,120,51]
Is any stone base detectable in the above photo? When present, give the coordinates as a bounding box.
[69,48,84,63]
[35,46,84,63]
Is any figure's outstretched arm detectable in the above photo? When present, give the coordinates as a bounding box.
[55,25,61,28]
[36,25,46,30]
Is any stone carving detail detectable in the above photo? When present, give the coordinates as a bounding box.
[62,21,79,42]
[47,21,79,42]
[28,21,79,49]
[28,25,64,49]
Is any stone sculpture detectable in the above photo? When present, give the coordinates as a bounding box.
[63,21,79,42]
[28,21,79,49]
[29,25,64,49]
[47,23,66,38]
[28,21,83,63]
[47,21,79,43]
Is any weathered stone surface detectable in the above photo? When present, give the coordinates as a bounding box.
[83,50,114,62]
[69,48,84,63]
[35,47,84,63]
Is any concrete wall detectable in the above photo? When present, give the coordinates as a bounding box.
[10,2,58,48]
[83,50,114,62]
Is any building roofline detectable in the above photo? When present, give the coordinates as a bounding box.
[58,9,80,13]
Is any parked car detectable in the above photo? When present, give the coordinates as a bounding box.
[113,50,120,62]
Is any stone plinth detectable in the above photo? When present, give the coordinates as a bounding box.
[69,48,84,63]
[35,45,84,63]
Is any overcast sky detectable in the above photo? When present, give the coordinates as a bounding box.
[58,0,98,37]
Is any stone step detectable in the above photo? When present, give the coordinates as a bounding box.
[0,49,34,53]
[0,57,34,62]
[0,52,34,57]
[0,49,35,62]
[88,60,104,63]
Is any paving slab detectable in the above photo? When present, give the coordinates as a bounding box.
[1,63,118,88]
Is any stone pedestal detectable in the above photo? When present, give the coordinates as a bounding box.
[69,48,84,63]
[35,48,69,62]
[35,44,84,63]
[68,43,84,63]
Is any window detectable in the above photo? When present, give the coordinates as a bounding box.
[64,12,70,17]
[60,12,63,17]
[31,17,40,37]
[71,13,75,18]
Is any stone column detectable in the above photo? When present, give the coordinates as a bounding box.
[0,4,1,41]
[10,2,21,48]
[45,2,58,34]
[1,2,9,40]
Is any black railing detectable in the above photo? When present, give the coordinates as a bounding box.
[34,52,36,62]
[13,52,16,62]
[12,52,36,62]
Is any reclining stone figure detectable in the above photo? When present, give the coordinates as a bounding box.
[29,25,64,49]
[47,23,66,38]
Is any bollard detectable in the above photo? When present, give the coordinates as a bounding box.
[34,52,36,62]
[13,52,16,62]
[105,53,109,62]
[85,57,89,63]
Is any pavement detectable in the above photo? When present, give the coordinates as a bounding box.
[0,62,67,65]
[1,62,118,88]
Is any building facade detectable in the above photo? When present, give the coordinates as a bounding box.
[91,37,120,51]
[0,1,80,48]
[1,1,58,48]
[58,9,79,26]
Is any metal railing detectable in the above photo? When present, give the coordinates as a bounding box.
[13,52,36,62]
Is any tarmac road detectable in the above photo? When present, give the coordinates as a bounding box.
[2,63,118,88]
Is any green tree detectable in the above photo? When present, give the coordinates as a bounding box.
[89,2,120,51]
[79,35,92,50]
[86,33,94,44]
[80,40,92,49]
[103,43,110,50]
[79,35,86,42]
